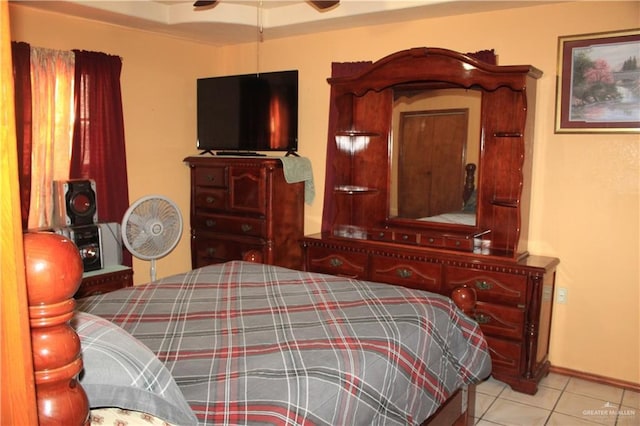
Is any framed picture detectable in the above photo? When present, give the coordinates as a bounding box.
[555,29,640,133]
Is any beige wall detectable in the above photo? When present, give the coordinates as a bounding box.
[9,1,639,385]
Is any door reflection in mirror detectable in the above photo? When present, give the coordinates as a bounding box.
[390,88,481,226]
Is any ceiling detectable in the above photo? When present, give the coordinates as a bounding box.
[11,0,558,46]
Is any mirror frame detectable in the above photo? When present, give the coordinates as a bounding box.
[327,47,542,258]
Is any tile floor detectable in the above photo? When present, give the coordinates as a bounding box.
[475,374,639,426]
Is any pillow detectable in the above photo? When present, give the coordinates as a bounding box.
[72,312,197,426]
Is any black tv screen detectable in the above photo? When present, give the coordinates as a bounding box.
[197,70,298,155]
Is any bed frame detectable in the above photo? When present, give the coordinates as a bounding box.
[22,237,479,426]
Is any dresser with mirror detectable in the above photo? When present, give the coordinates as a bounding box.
[302,47,559,394]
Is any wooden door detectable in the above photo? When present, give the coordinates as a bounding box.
[398,109,467,218]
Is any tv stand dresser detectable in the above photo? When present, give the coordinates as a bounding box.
[302,47,559,395]
[185,156,304,270]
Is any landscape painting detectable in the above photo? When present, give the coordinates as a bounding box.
[556,29,640,133]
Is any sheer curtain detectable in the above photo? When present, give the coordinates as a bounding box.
[27,47,75,229]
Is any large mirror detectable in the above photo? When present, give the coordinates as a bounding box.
[389,87,482,227]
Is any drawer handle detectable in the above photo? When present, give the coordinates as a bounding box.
[474,314,491,324]
[401,234,409,240]
[396,268,412,279]
[329,258,343,268]
[206,247,216,256]
[241,224,253,233]
[206,174,215,182]
[205,219,216,227]
[206,196,215,204]
[428,237,435,243]
[378,232,385,238]
[475,280,493,290]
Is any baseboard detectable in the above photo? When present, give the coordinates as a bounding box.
[550,366,640,392]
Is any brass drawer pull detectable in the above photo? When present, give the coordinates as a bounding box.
[329,258,343,268]
[474,314,491,324]
[396,268,412,279]
[206,196,215,204]
[206,174,215,182]
[475,280,493,290]
[401,234,409,240]
[241,224,253,233]
[205,219,216,227]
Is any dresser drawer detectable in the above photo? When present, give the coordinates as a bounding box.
[229,167,266,215]
[194,166,226,187]
[419,233,445,248]
[369,229,393,242]
[194,237,265,267]
[472,301,524,340]
[484,335,523,375]
[445,266,528,306]
[194,213,266,238]
[368,229,419,244]
[305,246,368,279]
[393,231,418,244]
[370,256,441,293]
[194,187,227,211]
[444,236,473,250]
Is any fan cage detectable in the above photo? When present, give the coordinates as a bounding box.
[121,195,183,261]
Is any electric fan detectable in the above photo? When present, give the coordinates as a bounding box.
[121,195,183,281]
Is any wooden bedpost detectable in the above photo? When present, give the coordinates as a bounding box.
[450,285,477,316]
[462,163,476,206]
[23,232,90,426]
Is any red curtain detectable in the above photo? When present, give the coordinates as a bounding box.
[11,41,32,230]
[320,61,372,233]
[70,50,131,266]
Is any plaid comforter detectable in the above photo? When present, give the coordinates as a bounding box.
[77,261,491,425]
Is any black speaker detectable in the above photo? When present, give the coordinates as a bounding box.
[53,179,98,226]
[53,224,102,272]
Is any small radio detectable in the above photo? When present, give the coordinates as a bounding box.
[54,225,102,272]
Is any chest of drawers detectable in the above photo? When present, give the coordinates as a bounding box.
[186,157,304,270]
[302,233,558,395]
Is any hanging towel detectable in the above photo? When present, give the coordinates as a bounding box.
[279,156,315,205]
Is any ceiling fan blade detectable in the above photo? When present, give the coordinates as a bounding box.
[194,0,218,7]
[309,1,340,10]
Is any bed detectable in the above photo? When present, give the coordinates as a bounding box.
[415,163,477,227]
[24,234,491,426]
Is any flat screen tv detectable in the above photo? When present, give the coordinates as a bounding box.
[197,70,298,155]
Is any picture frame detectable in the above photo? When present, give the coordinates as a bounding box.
[555,29,640,133]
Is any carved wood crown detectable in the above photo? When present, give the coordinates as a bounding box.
[328,47,543,96]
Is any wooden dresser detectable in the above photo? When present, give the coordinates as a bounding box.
[302,234,558,394]
[184,156,304,270]
[305,48,559,394]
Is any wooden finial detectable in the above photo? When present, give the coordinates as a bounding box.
[24,232,90,426]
